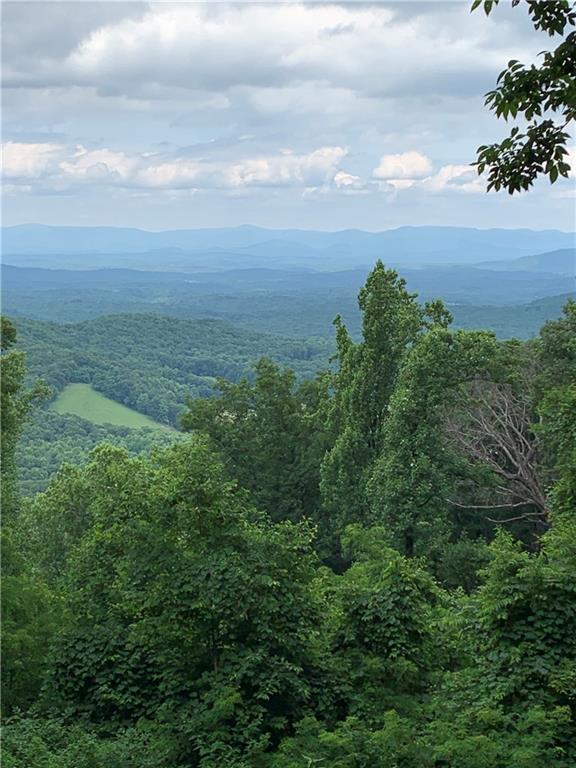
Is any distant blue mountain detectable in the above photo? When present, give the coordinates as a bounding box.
[3,260,573,307]
[3,224,574,270]
[474,248,575,275]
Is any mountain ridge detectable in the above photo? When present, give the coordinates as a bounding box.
[3,224,574,269]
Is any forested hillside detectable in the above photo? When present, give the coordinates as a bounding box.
[17,412,182,496]
[16,315,331,425]
[3,262,575,767]
[4,256,574,339]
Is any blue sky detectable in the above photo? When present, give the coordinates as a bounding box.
[2,1,574,231]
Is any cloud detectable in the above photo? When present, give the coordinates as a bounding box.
[133,147,348,190]
[368,151,483,194]
[60,146,138,182]
[2,141,63,178]
[2,2,147,72]
[0,138,493,198]
[421,163,482,194]
[1,140,348,192]
[3,139,488,199]
[3,3,533,102]
[373,151,432,180]
[2,4,571,230]
[333,171,365,190]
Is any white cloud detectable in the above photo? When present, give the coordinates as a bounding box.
[5,2,570,230]
[60,145,138,182]
[1,141,348,192]
[373,151,432,180]
[334,170,364,189]
[133,145,348,190]
[386,179,417,191]
[422,163,482,194]
[0,140,488,198]
[374,159,483,195]
[2,141,63,178]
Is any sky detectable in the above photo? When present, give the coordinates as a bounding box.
[2,0,575,231]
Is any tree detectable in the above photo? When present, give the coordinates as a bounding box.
[15,463,95,584]
[427,518,576,767]
[445,380,548,526]
[182,358,330,525]
[473,0,575,193]
[1,534,61,716]
[320,262,423,532]
[41,438,324,766]
[1,316,58,715]
[369,327,499,559]
[331,525,441,717]
[534,300,576,517]
[1,316,47,518]
[2,717,180,768]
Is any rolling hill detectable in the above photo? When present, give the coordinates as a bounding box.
[15,314,332,426]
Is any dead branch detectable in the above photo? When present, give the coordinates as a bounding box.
[444,379,548,524]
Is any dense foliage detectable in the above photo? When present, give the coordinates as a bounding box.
[17,411,182,496]
[2,268,575,767]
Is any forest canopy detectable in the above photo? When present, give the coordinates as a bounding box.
[2,261,575,768]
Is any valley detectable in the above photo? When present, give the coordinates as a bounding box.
[8,225,574,496]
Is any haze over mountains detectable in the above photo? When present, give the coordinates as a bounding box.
[4,224,575,271]
[3,225,574,340]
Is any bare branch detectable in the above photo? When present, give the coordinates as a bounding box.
[485,514,548,526]
[445,498,529,511]
[444,379,548,524]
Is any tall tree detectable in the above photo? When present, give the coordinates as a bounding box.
[535,300,576,516]
[369,327,499,558]
[1,316,57,715]
[320,262,422,531]
[1,316,46,517]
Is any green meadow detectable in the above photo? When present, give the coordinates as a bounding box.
[50,384,170,430]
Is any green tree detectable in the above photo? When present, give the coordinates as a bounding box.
[269,526,442,768]
[427,517,576,767]
[269,712,426,768]
[369,326,499,559]
[182,358,330,525]
[14,463,94,584]
[1,316,58,715]
[2,717,180,768]
[41,438,323,766]
[535,300,576,516]
[320,262,423,531]
[1,316,46,517]
[1,535,61,716]
[330,525,441,719]
[474,0,575,193]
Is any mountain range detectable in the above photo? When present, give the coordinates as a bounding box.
[3,224,574,271]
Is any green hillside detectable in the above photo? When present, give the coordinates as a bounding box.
[50,384,170,429]
[16,314,331,425]
[18,410,181,496]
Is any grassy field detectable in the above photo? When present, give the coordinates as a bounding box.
[50,384,171,429]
